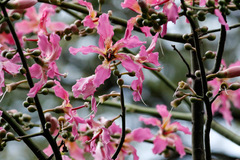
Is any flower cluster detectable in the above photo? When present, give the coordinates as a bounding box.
[208,61,240,124]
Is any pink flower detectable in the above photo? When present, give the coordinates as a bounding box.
[108,123,153,160]
[72,75,97,99]
[44,140,85,160]
[85,116,112,160]
[208,61,240,124]
[78,0,98,28]
[140,105,191,158]
[121,0,179,37]
[131,33,161,101]
[15,4,68,34]
[70,13,144,99]
[0,55,20,96]
[53,80,85,138]
[28,33,63,97]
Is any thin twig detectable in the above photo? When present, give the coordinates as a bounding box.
[210,15,227,74]
[171,45,194,78]
[112,86,126,159]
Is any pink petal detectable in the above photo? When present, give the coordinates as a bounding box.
[118,53,141,73]
[72,75,96,99]
[91,96,97,114]
[27,77,46,97]
[163,2,179,24]
[93,64,111,87]
[139,116,161,126]
[131,128,153,142]
[97,14,114,45]
[29,64,42,79]
[140,26,152,37]
[121,0,141,14]
[199,0,206,6]
[156,105,171,119]
[174,136,186,158]
[67,142,85,160]
[52,80,69,101]
[161,23,168,37]
[82,15,97,28]
[69,45,104,56]
[152,137,168,154]
[171,122,191,134]
[48,22,68,32]
[47,62,60,80]
[131,78,143,101]
[214,9,229,30]
[147,32,159,53]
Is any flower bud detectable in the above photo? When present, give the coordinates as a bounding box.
[205,51,216,59]
[27,105,37,112]
[70,24,79,35]
[11,13,21,20]
[0,129,7,139]
[136,17,144,27]
[113,70,120,76]
[64,27,71,35]
[189,97,202,103]
[173,91,185,98]
[64,35,72,41]
[182,34,190,40]
[138,0,148,13]
[23,101,30,108]
[220,82,228,90]
[200,26,208,33]
[45,113,52,122]
[170,98,182,108]
[178,81,190,90]
[6,52,15,59]
[45,122,52,129]
[22,114,31,122]
[54,106,65,113]
[41,88,49,95]
[207,34,216,41]
[58,116,66,123]
[128,71,135,77]
[206,0,215,7]
[184,43,193,50]
[216,66,240,78]
[34,57,45,66]
[43,80,55,88]
[6,0,37,9]
[228,83,240,90]
[1,50,8,57]
[6,132,15,140]
[74,20,82,27]
[99,94,110,103]
[31,50,41,56]
[117,78,124,86]
[26,97,34,104]
[19,66,26,74]
[195,70,201,77]
[206,91,213,97]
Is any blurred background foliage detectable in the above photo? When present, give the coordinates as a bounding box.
[1,0,240,159]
